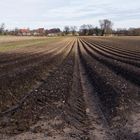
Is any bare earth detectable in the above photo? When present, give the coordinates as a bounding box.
[0,36,140,140]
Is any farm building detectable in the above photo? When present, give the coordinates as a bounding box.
[18,29,31,36]
[31,28,45,36]
[47,28,61,36]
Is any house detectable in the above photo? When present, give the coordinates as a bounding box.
[47,33,60,37]
[18,29,31,36]
[32,28,45,36]
[37,28,45,36]
[46,28,61,37]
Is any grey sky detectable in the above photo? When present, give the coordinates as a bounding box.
[0,0,140,29]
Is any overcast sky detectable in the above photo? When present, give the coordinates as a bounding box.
[0,0,140,29]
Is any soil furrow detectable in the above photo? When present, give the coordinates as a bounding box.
[0,38,76,139]
[0,37,139,140]
[82,38,140,67]
[86,37,140,54]
[77,39,114,139]
[78,38,140,139]
[0,39,71,74]
[0,38,69,63]
[80,39,140,86]
[0,39,75,113]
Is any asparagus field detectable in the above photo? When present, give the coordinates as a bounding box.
[0,36,140,140]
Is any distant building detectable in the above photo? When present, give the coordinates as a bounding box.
[16,28,62,36]
[47,33,60,37]
[32,28,45,36]
[37,28,45,35]
[18,29,31,36]
[46,28,61,37]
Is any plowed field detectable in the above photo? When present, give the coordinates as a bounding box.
[0,36,140,140]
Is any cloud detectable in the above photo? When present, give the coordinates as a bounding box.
[0,0,140,29]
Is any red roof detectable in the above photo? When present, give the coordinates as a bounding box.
[19,29,30,33]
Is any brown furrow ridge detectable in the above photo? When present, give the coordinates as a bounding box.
[0,39,75,113]
[0,38,75,139]
[0,39,71,75]
[78,39,114,140]
[86,37,140,54]
[0,37,140,140]
[78,38,140,140]
[62,39,90,139]
[81,39,140,86]
[83,38,140,67]
[84,37,140,57]
[0,37,69,62]
[0,38,70,67]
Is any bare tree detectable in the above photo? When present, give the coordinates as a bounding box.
[87,24,94,35]
[0,23,5,35]
[14,28,19,36]
[99,19,113,36]
[79,24,88,36]
[70,26,77,36]
[79,24,94,36]
[63,26,70,35]
[115,28,140,36]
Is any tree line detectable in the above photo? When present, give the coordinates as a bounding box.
[0,19,140,36]
[63,19,113,36]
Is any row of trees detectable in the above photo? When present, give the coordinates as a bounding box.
[1,19,140,36]
[79,25,102,36]
[0,19,114,36]
[63,26,77,35]
[63,19,113,36]
[114,28,140,36]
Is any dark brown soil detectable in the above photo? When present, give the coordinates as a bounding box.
[0,37,140,140]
